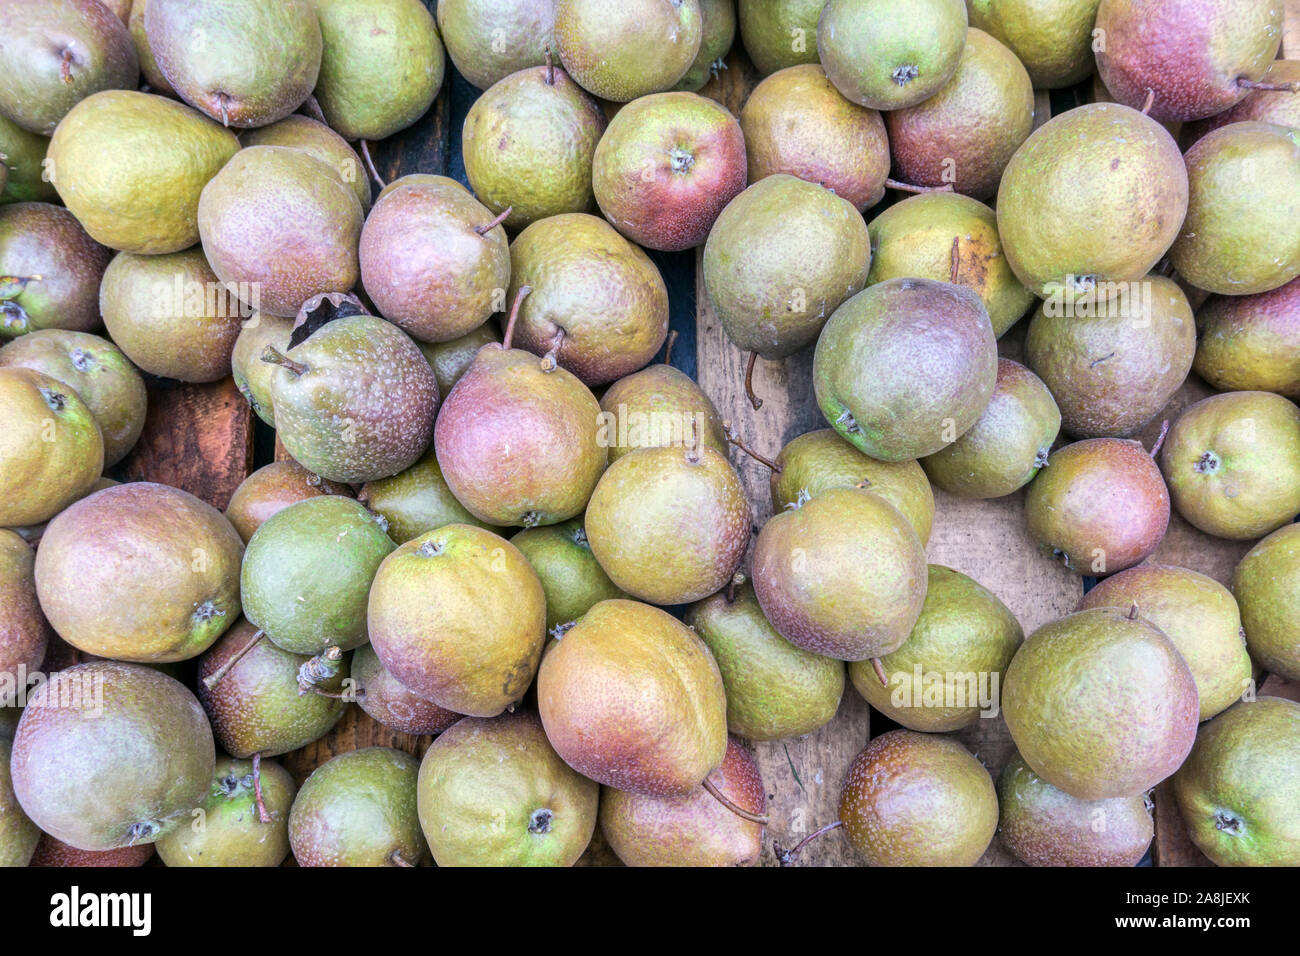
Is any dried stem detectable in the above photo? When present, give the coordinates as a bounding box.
[1148,419,1170,458]
[775,820,844,866]
[475,206,512,235]
[260,346,308,376]
[870,657,888,687]
[501,285,531,350]
[1237,76,1300,92]
[359,139,386,190]
[203,629,265,689]
[884,178,953,194]
[724,421,781,472]
[702,776,769,825]
[662,329,678,367]
[744,350,763,410]
[252,752,272,824]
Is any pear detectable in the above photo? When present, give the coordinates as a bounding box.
[241,496,395,656]
[866,192,1035,338]
[921,358,1060,499]
[155,756,296,867]
[601,737,766,867]
[996,103,1187,304]
[1003,607,1199,800]
[0,531,49,707]
[703,175,871,361]
[771,428,934,543]
[538,599,727,795]
[230,313,293,425]
[145,0,321,127]
[417,711,599,866]
[359,175,509,344]
[673,0,736,92]
[592,92,747,252]
[30,835,153,867]
[752,487,928,661]
[0,112,59,204]
[506,214,669,384]
[0,0,139,136]
[1024,437,1170,575]
[687,582,845,741]
[416,322,500,396]
[1194,277,1300,399]
[850,565,1023,732]
[1079,564,1253,720]
[242,115,370,213]
[36,482,242,662]
[48,91,240,254]
[555,0,702,102]
[998,751,1153,867]
[198,146,364,319]
[1232,523,1300,681]
[1025,274,1195,438]
[128,0,175,97]
[817,0,969,110]
[434,290,608,527]
[312,0,445,141]
[1095,0,1283,123]
[838,730,997,866]
[367,525,547,718]
[0,736,39,866]
[224,461,353,543]
[0,330,145,467]
[0,368,103,528]
[813,278,998,462]
[11,661,214,851]
[967,0,1101,88]
[737,0,823,75]
[598,345,727,463]
[511,519,627,633]
[0,202,112,339]
[584,443,750,605]
[740,64,889,212]
[289,747,429,867]
[352,644,460,736]
[197,619,350,758]
[887,28,1035,201]
[461,63,606,231]
[358,446,503,544]
[263,312,439,484]
[1173,697,1300,866]
[1182,60,1300,145]
[100,247,246,383]
[1159,391,1300,540]
[1169,122,1300,296]
[436,0,557,91]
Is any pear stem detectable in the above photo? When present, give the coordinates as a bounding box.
[359,140,386,190]
[744,350,763,410]
[251,752,272,824]
[203,629,265,689]
[702,776,769,825]
[775,820,844,866]
[725,571,744,603]
[389,850,416,868]
[544,47,555,86]
[1140,88,1155,115]
[60,49,75,85]
[724,422,781,472]
[949,237,961,283]
[475,206,512,235]
[685,415,702,464]
[1237,76,1300,92]
[870,657,888,687]
[1127,603,1140,620]
[261,346,308,376]
[501,285,532,350]
[662,329,678,367]
[1148,419,1170,459]
[884,178,953,194]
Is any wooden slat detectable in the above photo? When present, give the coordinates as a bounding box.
[120,378,253,511]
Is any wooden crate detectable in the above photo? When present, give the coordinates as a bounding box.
[122,2,1300,867]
